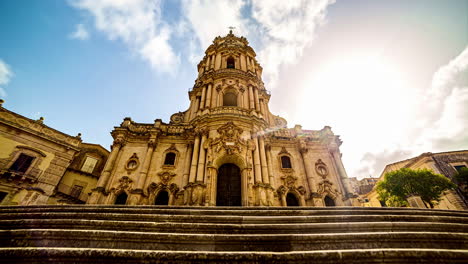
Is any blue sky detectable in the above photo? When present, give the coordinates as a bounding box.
[1,0,467,179]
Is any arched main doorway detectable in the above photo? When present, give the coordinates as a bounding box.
[216,163,241,206]
[286,192,299,206]
[155,190,169,205]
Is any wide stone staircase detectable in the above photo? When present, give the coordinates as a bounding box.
[0,205,467,263]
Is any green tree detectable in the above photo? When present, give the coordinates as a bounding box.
[376,168,456,208]
[454,167,468,198]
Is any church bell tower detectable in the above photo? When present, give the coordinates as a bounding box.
[88,31,355,207]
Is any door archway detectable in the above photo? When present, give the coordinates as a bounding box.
[155,190,169,205]
[324,195,335,206]
[286,192,299,206]
[216,163,241,206]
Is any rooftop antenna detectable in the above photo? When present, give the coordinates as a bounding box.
[228,26,235,34]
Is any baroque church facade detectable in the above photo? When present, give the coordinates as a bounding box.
[88,32,356,207]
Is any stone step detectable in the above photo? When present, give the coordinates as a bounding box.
[1,212,467,225]
[1,219,467,234]
[3,247,468,264]
[1,248,468,264]
[1,205,467,217]
[1,229,467,251]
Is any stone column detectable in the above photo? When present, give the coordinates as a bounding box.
[135,138,157,190]
[194,97,200,113]
[300,149,316,193]
[248,86,255,109]
[200,86,207,109]
[259,99,264,115]
[188,135,200,183]
[254,87,260,112]
[205,83,212,108]
[182,143,193,187]
[213,85,220,108]
[258,136,269,184]
[205,56,210,71]
[88,138,124,204]
[265,144,275,187]
[196,133,207,182]
[210,55,215,69]
[253,136,262,184]
[331,149,351,195]
[215,53,221,70]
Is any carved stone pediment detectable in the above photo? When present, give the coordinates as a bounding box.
[110,176,133,193]
[157,171,176,185]
[317,179,340,198]
[281,175,297,188]
[211,122,246,155]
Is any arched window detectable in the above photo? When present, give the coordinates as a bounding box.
[115,192,128,205]
[324,196,335,207]
[164,152,176,166]
[223,92,237,106]
[155,190,169,205]
[227,57,235,69]
[281,156,292,169]
[286,192,299,206]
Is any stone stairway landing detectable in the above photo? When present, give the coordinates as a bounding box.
[0,205,467,263]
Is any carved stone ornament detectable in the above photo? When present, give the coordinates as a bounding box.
[315,159,329,178]
[111,176,133,192]
[317,179,340,198]
[125,153,139,171]
[281,175,297,188]
[157,171,176,185]
[211,122,247,155]
[277,185,288,196]
[274,116,287,128]
[170,112,184,124]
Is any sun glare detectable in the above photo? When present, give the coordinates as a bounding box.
[297,54,416,152]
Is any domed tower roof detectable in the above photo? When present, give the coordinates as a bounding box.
[183,31,284,128]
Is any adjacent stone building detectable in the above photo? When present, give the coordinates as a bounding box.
[0,100,108,205]
[88,31,356,207]
[363,150,468,210]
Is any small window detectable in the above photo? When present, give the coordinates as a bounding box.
[81,156,98,173]
[115,192,128,205]
[10,154,35,173]
[454,165,467,172]
[227,57,235,69]
[164,152,176,166]
[281,156,292,169]
[223,92,237,106]
[70,185,83,198]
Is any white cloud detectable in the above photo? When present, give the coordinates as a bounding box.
[180,0,247,64]
[251,0,336,88]
[70,23,89,40]
[422,46,468,150]
[0,59,13,98]
[71,0,179,74]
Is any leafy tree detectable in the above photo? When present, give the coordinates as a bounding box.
[454,167,468,198]
[376,168,456,208]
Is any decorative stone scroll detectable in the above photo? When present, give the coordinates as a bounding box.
[315,159,329,178]
[110,176,133,194]
[316,179,340,199]
[157,171,176,185]
[170,112,185,124]
[211,122,247,155]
